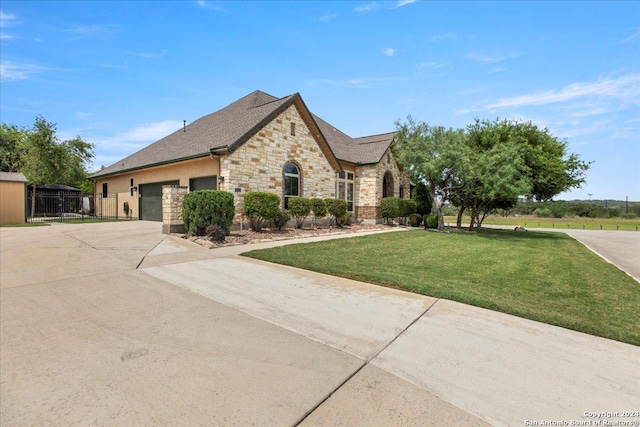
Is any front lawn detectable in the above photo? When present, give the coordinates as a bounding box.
[243,228,640,346]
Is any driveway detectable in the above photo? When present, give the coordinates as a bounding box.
[1,222,638,426]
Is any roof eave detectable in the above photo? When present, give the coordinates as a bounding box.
[90,152,212,180]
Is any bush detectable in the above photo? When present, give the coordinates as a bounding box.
[288,197,312,228]
[182,190,235,236]
[533,207,553,218]
[411,181,433,216]
[620,212,638,219]
[271,208,291,230]
[409,213,422,227]
[336,212,352,227]
[398,199,417,222]
[243,192,280,232]
[310,198,327,226]
[325,198,348,227]
[205,224,227,243]
[380,197,401,224]
[424,214,438,229]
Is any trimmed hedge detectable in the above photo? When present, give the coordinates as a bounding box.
[424,214,438,229]
[409,213,422,227]
[243,192,280,232]
[380,197,399,224]
[288,197,312,228]
[399,199,417,221]
[310,198,327,226]
[182,190,235,236]
[271,208,291,230]
[325,198,348,227]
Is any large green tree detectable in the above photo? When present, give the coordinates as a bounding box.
[0,123,27,172]
[13,116,95,216]
[395,117,469,231]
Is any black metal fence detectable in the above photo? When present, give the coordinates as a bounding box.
[26,192,120,223]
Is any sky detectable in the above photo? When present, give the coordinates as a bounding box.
[1,0,639,201]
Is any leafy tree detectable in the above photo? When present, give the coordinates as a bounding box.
[0,123,27,172]
[395,117,469,231]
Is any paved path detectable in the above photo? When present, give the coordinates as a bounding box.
[1,222,638,426]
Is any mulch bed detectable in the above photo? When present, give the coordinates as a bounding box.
[179,223,397,249]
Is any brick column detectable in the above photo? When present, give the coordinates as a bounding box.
[162,185,188,234]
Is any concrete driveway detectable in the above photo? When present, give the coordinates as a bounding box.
[1,222,638,426]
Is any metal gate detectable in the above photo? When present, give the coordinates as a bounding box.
[27,192,118,223]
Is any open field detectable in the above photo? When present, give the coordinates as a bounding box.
[443,215,640,231]
[244,228,640,346]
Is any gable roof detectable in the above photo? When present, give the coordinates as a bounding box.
[92,90,396,178]
[0,172,28,183]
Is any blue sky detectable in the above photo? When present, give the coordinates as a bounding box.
[1,1,639,201]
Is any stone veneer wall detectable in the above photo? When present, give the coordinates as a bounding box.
[162,185,188,234]
[355,148,411,224]
[218,104,336,219]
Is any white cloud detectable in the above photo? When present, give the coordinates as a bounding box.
[420,61,447,69]
[319,12,337,22]
[196,1,224,11]
[430,32,455,42]
[466,52,521,64]
[395,0,416,8]
[354,2,379,12]
[486,74,640,110]
[64,23,118,41]
[354,0,416,12]
[1,10,17,40]
[384,48,395,57]
[617,29,640,44]
[0,61,49,81]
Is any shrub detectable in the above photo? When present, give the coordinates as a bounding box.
[336,212,352,227]
[243,192,280,232]
[288,197,312,228]
[271,208,291,230]
[411,181,433,216]
[409,213,422,227]
[380,197,401,224]
[398,199,417,223]
[620,212,638,219]
[205,224,227,243]
[182,190,235,236]
[325,198,348,227]
[424,214,438,229]
[533,207,553,218]
[310,198,327,226]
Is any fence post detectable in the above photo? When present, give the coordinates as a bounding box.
[115,193,118,220]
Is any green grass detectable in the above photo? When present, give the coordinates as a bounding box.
[445,215,640,231]
[243,229,640,346]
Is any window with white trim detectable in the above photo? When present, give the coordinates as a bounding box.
[337,171,354,212]
[283,162,300,209]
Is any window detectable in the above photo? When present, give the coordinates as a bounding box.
[399,185,404,199]
[189,176,217,191]
[283,162,300,209]
[337,170,354,212]
[102,182,108,198]
[290,122,296,136]
[130,178,135,196]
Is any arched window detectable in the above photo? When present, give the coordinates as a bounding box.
[283,162,300,209]
[382,171,394,198]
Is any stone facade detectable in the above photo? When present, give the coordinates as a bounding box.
[161,185,188,234]
[219,103,336,219]
[354,148,411,224]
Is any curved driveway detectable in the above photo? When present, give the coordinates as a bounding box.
[1,222,638,426]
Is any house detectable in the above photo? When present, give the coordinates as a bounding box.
[91,90,410,224]
[0,172,28,224]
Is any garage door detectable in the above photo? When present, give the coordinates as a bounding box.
[139,181,179,221]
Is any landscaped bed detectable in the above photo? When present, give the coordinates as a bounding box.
[242,228,640,346]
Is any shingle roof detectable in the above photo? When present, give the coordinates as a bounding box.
[0,172,28,183]
[92,90,396,178]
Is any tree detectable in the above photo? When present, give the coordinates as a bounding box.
[411,181,432,216]
[17,116,95,217]
[0,123,27,172]
[395,116,469,231]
